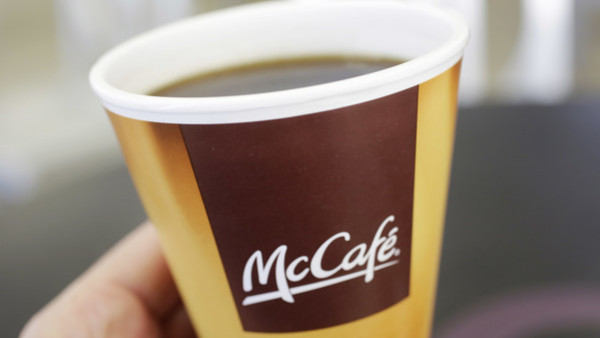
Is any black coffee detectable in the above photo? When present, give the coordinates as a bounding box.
[152,56,401,97]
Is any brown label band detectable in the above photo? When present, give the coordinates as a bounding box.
[179,86,418,332]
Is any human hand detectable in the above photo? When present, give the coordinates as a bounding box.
[20,222,196,338]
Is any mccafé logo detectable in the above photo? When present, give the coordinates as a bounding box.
[181,86,417,331]
[242,215,401,306]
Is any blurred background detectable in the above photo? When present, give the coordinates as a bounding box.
[1,0,599,337]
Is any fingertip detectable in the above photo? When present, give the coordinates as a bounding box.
[20,312,43,338]
[88,221,179,319]
[163,305,197,338]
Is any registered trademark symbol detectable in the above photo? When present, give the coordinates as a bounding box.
[394,249,401,256]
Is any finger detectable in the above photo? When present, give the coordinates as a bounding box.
[86,221,179,318]
[163,303,197,338]
[21,278,162,338]
[21,222,181,338]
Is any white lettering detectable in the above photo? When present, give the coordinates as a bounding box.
[241,215,402,305]
[341,243,368,271]
[286,256,309,282]
[311,232,350,279]
[242,245,293,303]
[377,227,398,262]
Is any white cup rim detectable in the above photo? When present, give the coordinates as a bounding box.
[89,0,469,124]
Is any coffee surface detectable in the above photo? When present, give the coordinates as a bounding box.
[152,56,401,97]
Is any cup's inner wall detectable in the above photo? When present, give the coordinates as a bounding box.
[103,3,456,96]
